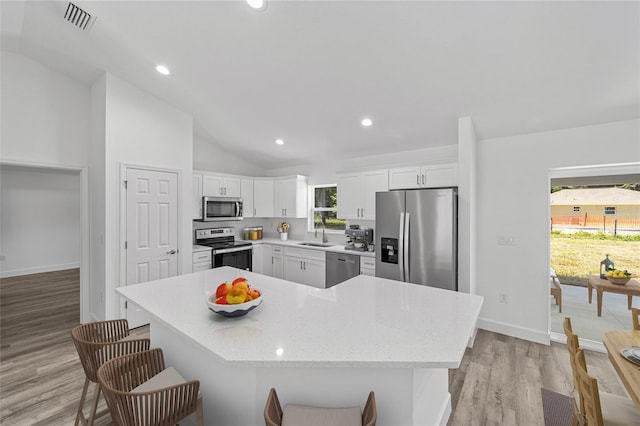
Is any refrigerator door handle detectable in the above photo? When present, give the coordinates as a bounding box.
[404,212,410,282]
[398,212,405,281]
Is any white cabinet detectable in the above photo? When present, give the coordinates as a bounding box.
[192,250,211,272]
[271,245,284,279]
[252,244,263,274]
[360,256,375,277]
[388,163,458,190]
[262,245,284,279]
[253,178,274,218]
[283,247,326,288]
[193,173,203,219]
[241,178,254,218]
[274,176,308,218]
[337,169,388,220]
[202,174,241,197]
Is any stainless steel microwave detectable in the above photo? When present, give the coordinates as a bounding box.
[201,196,243,221]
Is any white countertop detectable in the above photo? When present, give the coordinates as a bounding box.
[117,267,483,369]
[249,237,376,258]
[192,244,210,252]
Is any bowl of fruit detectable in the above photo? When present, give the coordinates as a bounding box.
[606,269,632,285]
[207,277,263,317]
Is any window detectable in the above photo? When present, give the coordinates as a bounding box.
[604,206,616,215]
[309,185,346,232]
[573,206,581,212]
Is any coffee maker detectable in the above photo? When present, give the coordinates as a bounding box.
[345,227,374,252]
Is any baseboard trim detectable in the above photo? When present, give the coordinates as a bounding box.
[0,263,80,278]
[478,317,551,345]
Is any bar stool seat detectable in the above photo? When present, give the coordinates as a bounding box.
[265,388,376,426]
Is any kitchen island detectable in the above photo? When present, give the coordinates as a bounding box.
[116,267,483,425]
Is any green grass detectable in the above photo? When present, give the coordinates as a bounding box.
[550,232,640,286]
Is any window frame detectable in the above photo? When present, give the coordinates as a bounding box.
[307,184,346,233]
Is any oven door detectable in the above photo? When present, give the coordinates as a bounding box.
[212,246,252,271]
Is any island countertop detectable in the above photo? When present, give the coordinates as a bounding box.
[116,267,483,369]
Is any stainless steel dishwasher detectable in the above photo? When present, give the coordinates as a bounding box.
[326,252,360,287]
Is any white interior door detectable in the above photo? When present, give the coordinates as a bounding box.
[125,167,179,327]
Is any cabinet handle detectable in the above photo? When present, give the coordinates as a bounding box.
[303,261,306,270]
[360,208,364,217]
[300,261,303,270]
[417,174,420,185]
[422,174,425,185]
[285,208,287,216]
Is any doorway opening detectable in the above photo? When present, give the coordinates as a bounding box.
[0,162,89,323]
[548,163,640,347]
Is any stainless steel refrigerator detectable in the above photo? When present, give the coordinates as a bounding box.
[375,188,457,291]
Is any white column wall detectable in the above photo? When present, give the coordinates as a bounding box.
[476,119,640,343]
[101,73,194,320]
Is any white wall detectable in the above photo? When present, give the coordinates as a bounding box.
[193,135,265,176]
[96,73,194,320]
[0,51,90,167]
[475,119,640,344]
[0,165,80,277]
[265,145,458,184]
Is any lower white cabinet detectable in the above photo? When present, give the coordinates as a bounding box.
[283,247,326,288]
[192,250,211,272]
[271,245,284,279]
[360,256,375,277]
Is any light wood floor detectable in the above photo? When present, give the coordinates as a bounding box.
[0,269,628,425]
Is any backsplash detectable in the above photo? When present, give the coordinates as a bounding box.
[193,218,374,245]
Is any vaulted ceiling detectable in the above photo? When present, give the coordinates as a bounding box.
[2,1,639,168]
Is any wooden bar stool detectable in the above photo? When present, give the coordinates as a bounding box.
[632,307,640,330]
[97,348,203,426]
[264,388,376,426]
[71,319,150,426]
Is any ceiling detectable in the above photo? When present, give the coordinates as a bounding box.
[2,1,639,169]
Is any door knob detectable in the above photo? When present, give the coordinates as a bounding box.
[166,249,177,255]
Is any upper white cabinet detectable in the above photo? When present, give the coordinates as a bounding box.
[388,163,458,190]
[337,169,388,220]
[241,178,254,218]
[274,175,308,218]
[253,178,275,218]
[202,173,241,197]
[193,173,203,219]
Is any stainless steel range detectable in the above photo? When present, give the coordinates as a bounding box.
[195,227,253,271]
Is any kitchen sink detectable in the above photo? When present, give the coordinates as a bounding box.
[297,242,335,248]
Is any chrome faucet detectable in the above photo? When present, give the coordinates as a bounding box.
[315,221,328,243]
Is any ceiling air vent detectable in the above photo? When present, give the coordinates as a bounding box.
[64,3,96,31]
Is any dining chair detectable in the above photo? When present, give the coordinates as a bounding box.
[97,348,203,426]
[563,317,583,414]
[550,268,562,313]
[71,319,151,426]
[264,387,376,426]
[632,307,640,330]
[572,348,640,425]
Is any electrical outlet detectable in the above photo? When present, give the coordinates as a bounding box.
[497,236,516,246]
[499,293,509,304]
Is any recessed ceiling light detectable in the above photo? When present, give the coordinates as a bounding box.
[155,65,170,76]
[275,139,284,145]
[247,0,267,11]
[361,118,373,127]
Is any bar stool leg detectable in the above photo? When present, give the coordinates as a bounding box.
[196,395,204,426]
[75,377,90,426]
[87,383,101,426]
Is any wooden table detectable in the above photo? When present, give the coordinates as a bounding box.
[602,330,640,407]
[587,275,640,317]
